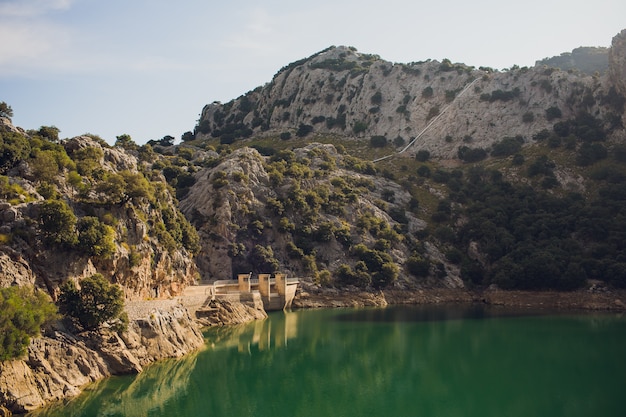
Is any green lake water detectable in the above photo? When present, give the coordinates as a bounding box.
[30,305,626,417]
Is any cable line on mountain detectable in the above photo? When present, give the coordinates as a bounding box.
[372,77,480,163]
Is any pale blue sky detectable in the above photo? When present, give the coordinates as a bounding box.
[1,0,624,143]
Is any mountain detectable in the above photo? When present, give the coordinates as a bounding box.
[194,32,625,160]
[2,28,626,415]
[176,29,626,291]
[535,46,609,75]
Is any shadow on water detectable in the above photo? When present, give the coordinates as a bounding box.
[28,348,203,417]
[334,304,563,323]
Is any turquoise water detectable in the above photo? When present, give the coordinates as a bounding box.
[30,305,626,417]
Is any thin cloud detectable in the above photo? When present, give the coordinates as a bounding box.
[0,0,74,17]
[221,7,279,55]
[0,21,73,76]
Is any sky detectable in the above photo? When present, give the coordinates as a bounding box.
[1,0,625,144]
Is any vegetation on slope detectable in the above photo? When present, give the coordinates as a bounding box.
[0,286,56,360]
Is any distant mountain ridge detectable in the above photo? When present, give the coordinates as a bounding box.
[535,46,609,75]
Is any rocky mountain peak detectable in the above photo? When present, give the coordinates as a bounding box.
[196,32,625,160]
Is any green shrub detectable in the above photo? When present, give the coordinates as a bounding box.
[407,254,430,277]
[335,264,371,288]
[545,106,562,121]
[77,216,116,258]
[58,274,125,331]
[369,135,387,148]
[0,175,32,203]
[491,136,523,157]
[522,111,535,123]
[38,126,60,142]
[352,121,368,134]
[296,124,313,137]
[0,286,57,361]
[458,146,487,163]
[0,131,31,174]
[371,91,383,105]
[38,199,78,247]
[427,106,440,120]
[72,146,104,177]
[248,245,279,273]
[415,150,430,162]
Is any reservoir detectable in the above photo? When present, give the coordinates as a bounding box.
[29,305,626,417]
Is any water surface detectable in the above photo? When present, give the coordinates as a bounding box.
[30,305,626,417]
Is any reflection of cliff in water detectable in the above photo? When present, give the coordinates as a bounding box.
[206,312,299,353]
[29,349,201,417]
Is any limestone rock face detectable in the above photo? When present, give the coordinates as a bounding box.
[0,128,198,300]
[0,307,203,415]
[179,147,270,280]
[0,247,35,287]
[179,143,438,285]
[608,29,626,121]
[197,42,622,159]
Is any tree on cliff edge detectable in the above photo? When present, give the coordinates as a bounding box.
[58,274,126,332]
[0,102,13,119]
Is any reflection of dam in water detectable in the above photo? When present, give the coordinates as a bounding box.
[207,312,299,354]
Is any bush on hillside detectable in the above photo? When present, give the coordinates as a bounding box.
[58,274,125,332]
[0,286,57,361]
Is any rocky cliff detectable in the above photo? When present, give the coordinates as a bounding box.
[179,143,459,288]
[196,34,625,159]
[0,127,199,300]
[608,29,626,122]
[0,120,205,415]
[0,306,204,415]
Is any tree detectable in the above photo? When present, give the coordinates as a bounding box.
[77,216,116,257]
[0,131,31,173]
[371,91,383,105]
[353,121,368,134]
[58,274,125,331]
[30,150,60,182]
[96,171,154,204]
[296,124,313,137]
[370,136,387,148]
[181,131,195,142]
[38,199,78,247]
[0,101,13,119]
[38,126,60,142]
[248,245,280,273]
[0,286,57,360]
[422,86,434,98]
[160,135,175,146]
[545,107,562,121]
[415,150,430,162]
[407,254,430,277]
[115,134,137,151]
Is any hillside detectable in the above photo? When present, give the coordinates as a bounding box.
[195,31,625,160]
[0,124,199,300]
[171,29,626,292]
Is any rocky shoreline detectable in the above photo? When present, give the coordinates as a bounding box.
[0,305,204,416]
[293,282,626,312]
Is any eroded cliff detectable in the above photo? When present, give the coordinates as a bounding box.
[0,306,204,415]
